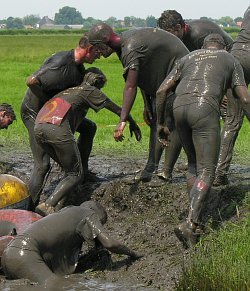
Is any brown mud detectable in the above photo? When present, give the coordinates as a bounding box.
[0,149,249,290]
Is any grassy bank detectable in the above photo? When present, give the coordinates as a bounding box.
[176,208,250,290]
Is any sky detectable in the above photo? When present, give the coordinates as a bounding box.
[0,0,249,21]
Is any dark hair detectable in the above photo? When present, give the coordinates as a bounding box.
[83,67,107,89]
[0,103,16,120]
[86,23,113,44]
[157,10,185,30]
[78,35,91,48]
[202,33,226,49]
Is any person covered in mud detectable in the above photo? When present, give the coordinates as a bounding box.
[156,34,250,248]
[85,23,189,182]
[34,67,141,216]
[157,9,233,182]
[21,36,102,211]
[214,5,250,186]
[0,103,16,130]
[1,200,142,287]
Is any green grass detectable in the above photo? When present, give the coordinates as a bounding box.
[0,35,249,161]
[0,35,149,155]
[176,208,250,291]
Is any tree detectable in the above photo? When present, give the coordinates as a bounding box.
[106,17,117,28]
[54,6,83,25]
[6,17,24,29]
[146,15,157,27]
[23,14,40,27]
[124,16,131,27]
[82,17,101,29]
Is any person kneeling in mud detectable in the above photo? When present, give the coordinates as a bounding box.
[34,67,141,216]
[1,200,142,287]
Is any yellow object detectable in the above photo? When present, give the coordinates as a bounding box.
[0,174,30,209]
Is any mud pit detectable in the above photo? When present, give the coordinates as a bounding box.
[0,149,249,290]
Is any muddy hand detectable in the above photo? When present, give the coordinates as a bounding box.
[129,251,143,260]
[114,122,126,142]
[129,121,142,141]
[157,125,170,147]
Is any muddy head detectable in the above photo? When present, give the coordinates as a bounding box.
[80,200,107,225]
[85,23,117,57]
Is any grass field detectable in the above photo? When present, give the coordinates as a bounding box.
[0,34,149,156]
[0,34,249,161]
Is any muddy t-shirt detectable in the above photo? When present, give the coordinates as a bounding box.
[118,28,189,97]
[52,83,109,132]
[169,49,246,113]
[230,6,250,83]
[8,206,104,275]
[32,50,85,99]
[183,20,233,51]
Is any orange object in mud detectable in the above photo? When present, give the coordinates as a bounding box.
[0,209,42,264]
[0,174,30,209]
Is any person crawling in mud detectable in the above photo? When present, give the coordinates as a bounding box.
[0,103,16,130]
[34,67,141,216]
[1,201,142,287]
[156,34,250,248]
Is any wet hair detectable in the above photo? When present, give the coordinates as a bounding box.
[0,103,16,120]
[202,33,226,49]
[157,10,185,30]
[85,23,114,45]
[80,200,108,225]
[78,35,91,48]
[83,67,107,89]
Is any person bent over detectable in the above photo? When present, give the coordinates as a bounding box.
[0,103,16,130]
[34,67,141,216]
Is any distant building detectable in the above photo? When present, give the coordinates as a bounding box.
[236,21,242,27]
[37,16,83,30]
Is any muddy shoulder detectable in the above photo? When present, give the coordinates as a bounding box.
[1,151,249,290]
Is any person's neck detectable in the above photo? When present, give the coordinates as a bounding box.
[108,34,121,50]
[74,48,86,63]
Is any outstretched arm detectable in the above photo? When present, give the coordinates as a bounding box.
[97,232,142,260]
[113,69,138,141]
[104,100,142,141]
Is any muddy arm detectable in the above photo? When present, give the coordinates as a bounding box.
[97,232,142,259]
[26,75,49,100]
[233,85,250,121]
[104,100,142,141]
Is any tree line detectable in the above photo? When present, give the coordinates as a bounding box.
[0,6,243,29]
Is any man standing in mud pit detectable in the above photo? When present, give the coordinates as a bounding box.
[0,103,16,130]
[156,34,250,248]
[157,10,234,182]
[85,23,189,182]
[34,67,141,216]
[2,201,142,287]
[21,36,102,211]
[214,5,250,185]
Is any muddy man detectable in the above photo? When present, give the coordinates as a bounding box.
[86,23,189,182]
[1,201,142,287]
[156,34,250,248]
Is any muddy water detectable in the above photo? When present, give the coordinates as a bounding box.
[0,275,155,290]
